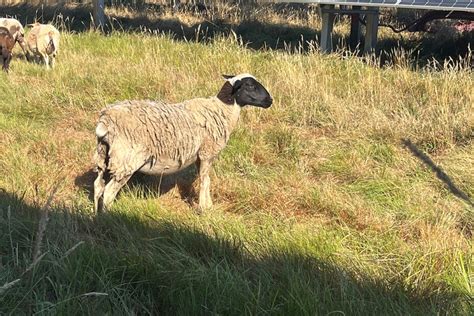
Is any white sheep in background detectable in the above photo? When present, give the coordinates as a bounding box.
[93,74,273,213]
[26,23,60,69]
[0,18,27,56]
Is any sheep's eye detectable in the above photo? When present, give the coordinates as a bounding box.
[247,85,256,90]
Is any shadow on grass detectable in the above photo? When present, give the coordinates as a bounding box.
[0,187,466,314]
[74,164,198,204]
[6,1,473,64]
[0,2,326,51]
[402,139,473,209]
[2,2,472,65]
[402,138,473,238]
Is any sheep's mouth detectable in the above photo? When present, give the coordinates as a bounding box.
[247,95,272,108]
[261,97,273,108]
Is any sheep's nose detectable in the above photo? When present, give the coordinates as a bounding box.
[263,97,273,108]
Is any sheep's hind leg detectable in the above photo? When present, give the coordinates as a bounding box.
[42,54,49,69]
[102,174,133,211]
[94,169,106,213]
[197,158,214,213]
[49,55,55,69]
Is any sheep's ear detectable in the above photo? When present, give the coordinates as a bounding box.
[222,74,235,80]
[217,81,234,105]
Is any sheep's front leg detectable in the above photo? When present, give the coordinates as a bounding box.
[25,50,31,62]
[102,174,133,211]
[94,169,106,213]
[1,48,11,72]
[49,55,55,69]
[198,158,213,212]
[1,57,6,72]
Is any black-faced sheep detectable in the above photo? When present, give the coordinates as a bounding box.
[93,74,273,213]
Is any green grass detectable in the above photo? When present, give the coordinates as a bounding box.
[0,29,473,315]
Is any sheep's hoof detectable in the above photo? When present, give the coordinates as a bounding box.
[195,205,204,215]
[94,207,104,214]
[94,200,108,214]
[195,204,212,215]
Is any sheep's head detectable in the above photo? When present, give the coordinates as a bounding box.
[217,74,273,108]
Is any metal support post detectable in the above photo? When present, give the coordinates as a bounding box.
[320,5,335,53]
[92,0,105,29]
[364,9,379,54]
[349,6,361,51]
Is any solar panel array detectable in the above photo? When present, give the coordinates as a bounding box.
[272,0,474,12]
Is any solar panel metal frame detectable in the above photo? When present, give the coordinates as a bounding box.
[271,0,474,12]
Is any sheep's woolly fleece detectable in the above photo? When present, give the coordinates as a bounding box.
[26,23,60,56]
[0,18,24,39]
[94,97,241,180]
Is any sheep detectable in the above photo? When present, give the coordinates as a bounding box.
[0,27,15,72]
[93,74,273,213]
[26,23,60,69]
[0,18,27,56]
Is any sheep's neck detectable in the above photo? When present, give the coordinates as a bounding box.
[226,103,241,133]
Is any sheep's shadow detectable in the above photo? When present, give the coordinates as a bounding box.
[11,50,50,67]
[74,164,199,205]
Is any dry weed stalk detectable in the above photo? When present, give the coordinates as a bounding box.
[0,278,21,296]
[31,182,61,264]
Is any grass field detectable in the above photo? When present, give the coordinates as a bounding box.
[0,23,473,315]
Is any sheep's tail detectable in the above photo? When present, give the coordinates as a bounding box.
[94,122,110,172]
[96,121,108,139]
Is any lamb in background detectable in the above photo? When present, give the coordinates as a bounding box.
[26,23,60,69]
[93,74,273,213]
[0,27,16,72]
[0,18,27,56]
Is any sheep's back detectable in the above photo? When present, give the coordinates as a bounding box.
[0,18,24,38]
[99,100,204,164]
[26,24,60,55]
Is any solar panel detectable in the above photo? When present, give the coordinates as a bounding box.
[272,0,474,12]
[271,0,474,54]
